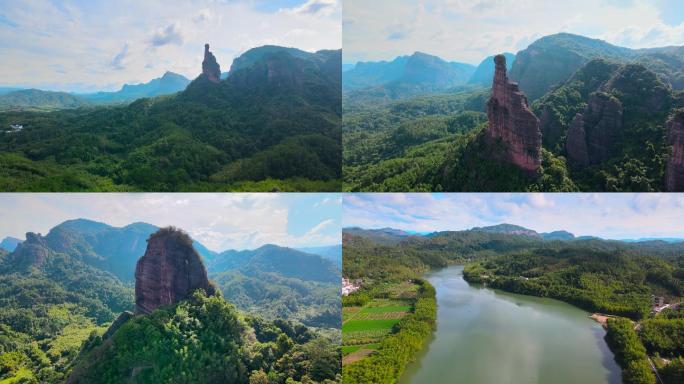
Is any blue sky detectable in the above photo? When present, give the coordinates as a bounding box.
[343,193,684,240]
[344,0,684,64]
[0,0,341,92]
[0,193,341,251]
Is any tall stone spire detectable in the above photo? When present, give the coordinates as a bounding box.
[134,227,215,315]
[202,43,221,84]
[485,54,542,176]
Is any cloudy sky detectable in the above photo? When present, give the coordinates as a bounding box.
[0,193,341,251]
[0,0,341,92]
[344,0,684,65]
[343,193,684,240]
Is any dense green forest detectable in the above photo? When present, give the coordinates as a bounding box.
[0,220,341,383]
[0,47,341,192]
[68,291,340,384]
[342,33,684,192]
[342,226,684,383]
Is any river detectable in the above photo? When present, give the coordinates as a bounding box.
[399,265,622,384]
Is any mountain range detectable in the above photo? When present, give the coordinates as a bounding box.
[0,44,342,191]
[1,218,341,327]
[0,72,191,112]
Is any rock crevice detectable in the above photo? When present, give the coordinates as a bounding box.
[485,54,542,175]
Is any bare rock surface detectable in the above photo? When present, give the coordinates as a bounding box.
[485,54,542,175]
[135,227,214,315]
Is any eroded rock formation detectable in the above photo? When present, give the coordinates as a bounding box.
[11,232,51,269]
[202,43,221,83]
[565,92,623,167]
[135,227,215,315]
[485,54,542,175]
[666,110,684,191]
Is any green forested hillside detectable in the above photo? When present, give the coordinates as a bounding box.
[67,292,340,384]
[0,221,342,383]
[342,33,684,192]
[0,47,341,192]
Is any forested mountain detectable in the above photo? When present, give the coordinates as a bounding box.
[343,33,684,192]
[78,71,190,103]
[0,236,21,251]
[0,89,91,112]
[296,245,342,266]
[0,44,342,192]
[343,52,476,98]
[0,221,341,383]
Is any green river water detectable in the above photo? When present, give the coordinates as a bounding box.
[399,265,622,384]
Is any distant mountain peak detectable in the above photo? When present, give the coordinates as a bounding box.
[470,223,540,237]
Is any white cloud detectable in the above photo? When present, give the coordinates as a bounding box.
[0,0,341,92]
[0,193,341,252]
[344,0,684,64]
[343,193,684,240]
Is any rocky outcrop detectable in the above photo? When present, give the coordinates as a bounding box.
[11,232,51,269]
[565,113,589,167]
[485,54,542,176]
[102,311,134,339]
[666,110,684,191]
[135,227,215,315]
[202,43,221,84]
[565,92,623,167]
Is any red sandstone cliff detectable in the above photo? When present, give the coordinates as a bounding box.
[666,110,684,191]
[134,227,215,315]
[202,43,221,83]
[486,54,542,175]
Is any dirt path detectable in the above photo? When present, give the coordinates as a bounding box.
[342,349,375,366]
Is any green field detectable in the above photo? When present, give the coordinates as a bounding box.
[342,284,419,362]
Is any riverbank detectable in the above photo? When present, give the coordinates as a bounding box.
[342,279,437,383]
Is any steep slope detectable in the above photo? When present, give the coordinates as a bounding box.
[80,71,190,103]
[0,44,342,192]
[0,89,90,111]
[509,33,635,100]
[343,52,476,95]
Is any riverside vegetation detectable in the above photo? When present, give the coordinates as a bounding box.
[341,226,684,384]
[0,220,341,383]
[343,33,684,192]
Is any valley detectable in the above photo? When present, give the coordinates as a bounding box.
[0,219,341,383]
[341,225,684,384]
[0,44,342,192]
[343,33,684,192]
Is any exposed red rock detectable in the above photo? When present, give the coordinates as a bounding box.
[486,54,542,175]
[202,43,221,84]
[565,93,623,167]
[666,110,684,191]
[134,227,215,315]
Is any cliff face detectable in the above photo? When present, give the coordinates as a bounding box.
[666,111,684,191]
[11,232,52,269]
[485,54,542,176]
[135,227,215,315]
[202,44,221,83]
[566,93,623,167]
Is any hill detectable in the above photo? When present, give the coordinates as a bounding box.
[0,236,21,251]
[0,44,342,192]
[0,89,91,112]
[79,71,190,103]
[343,52,476,98]
[296,245,342,266]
